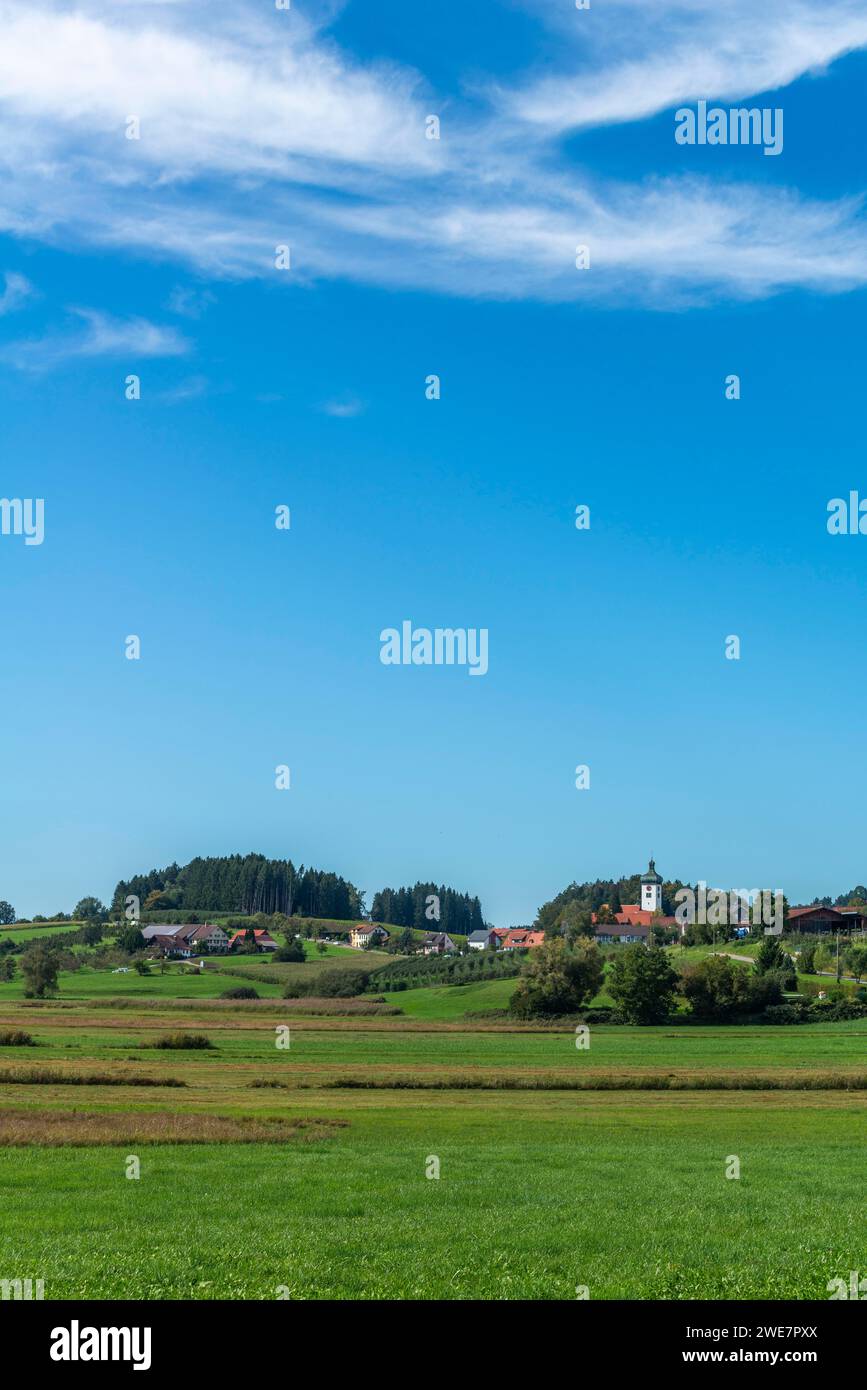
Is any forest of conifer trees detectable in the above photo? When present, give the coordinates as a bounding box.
[369,883,485,936]
[112,854,364,920]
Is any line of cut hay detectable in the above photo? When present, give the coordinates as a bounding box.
[270,998,403,1016]
[323,1072,867,1092]
[85,996,403,1016]
[0,1109,349,1147]
[0,1069,186,1087]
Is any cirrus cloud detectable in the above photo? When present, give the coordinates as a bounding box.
[0,0,866,309]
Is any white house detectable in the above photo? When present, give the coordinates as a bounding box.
[421,932,457,955]
[467,930,497,951]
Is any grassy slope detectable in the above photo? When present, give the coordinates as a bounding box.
[380,977,516,1018]
[220,945,391,988]
[0,922,84,945]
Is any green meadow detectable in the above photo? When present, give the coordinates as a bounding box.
[3,1093,864,1301]
[0,952,865,1300]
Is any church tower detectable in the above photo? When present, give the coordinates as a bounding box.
[640,858,663,914]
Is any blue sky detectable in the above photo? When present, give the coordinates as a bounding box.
[2,0,867,923]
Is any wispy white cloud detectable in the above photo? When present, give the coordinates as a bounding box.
[165,284,215,319]
[0,0,434,182]
[319,395,366,418]
[502,0,867,134]
[0,0,866,308]
[0,307,191,371]
[156,372,209,402]
[0,269,35,314]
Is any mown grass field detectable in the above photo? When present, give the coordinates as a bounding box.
[0,958,864,1300]
[3,1092,864,1300]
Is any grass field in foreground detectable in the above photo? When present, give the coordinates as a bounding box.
[1,995,865,1300]
[1,1093,864,1299]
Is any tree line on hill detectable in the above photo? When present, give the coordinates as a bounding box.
[812,886,867,907]
[369,883,484,936]
[111,854,365,921]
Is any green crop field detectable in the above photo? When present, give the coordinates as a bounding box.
[0,958,864,1300]
[0,922,84,945]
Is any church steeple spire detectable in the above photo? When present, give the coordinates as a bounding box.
[640,857,663,913]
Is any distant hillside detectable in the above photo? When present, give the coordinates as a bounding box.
[537,875,867,932]
[112,853,364,921]
[536,873,687,932]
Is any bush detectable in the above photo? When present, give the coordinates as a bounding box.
[579,1007,616,1024]
[740,972,784,1013]
[284,967,371,999]
[273,937,305,963]
[807,999,867,1022]
[149,1032,214,1050]
[0,1029,35,1046]
[762,1003,808,1025]
[220,986,260,1000]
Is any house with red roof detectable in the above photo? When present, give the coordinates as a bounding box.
[499,929,545,951]
[228,928,278,952]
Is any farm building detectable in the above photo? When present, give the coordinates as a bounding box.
[788,906,867,934]
[227,929,278,952]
